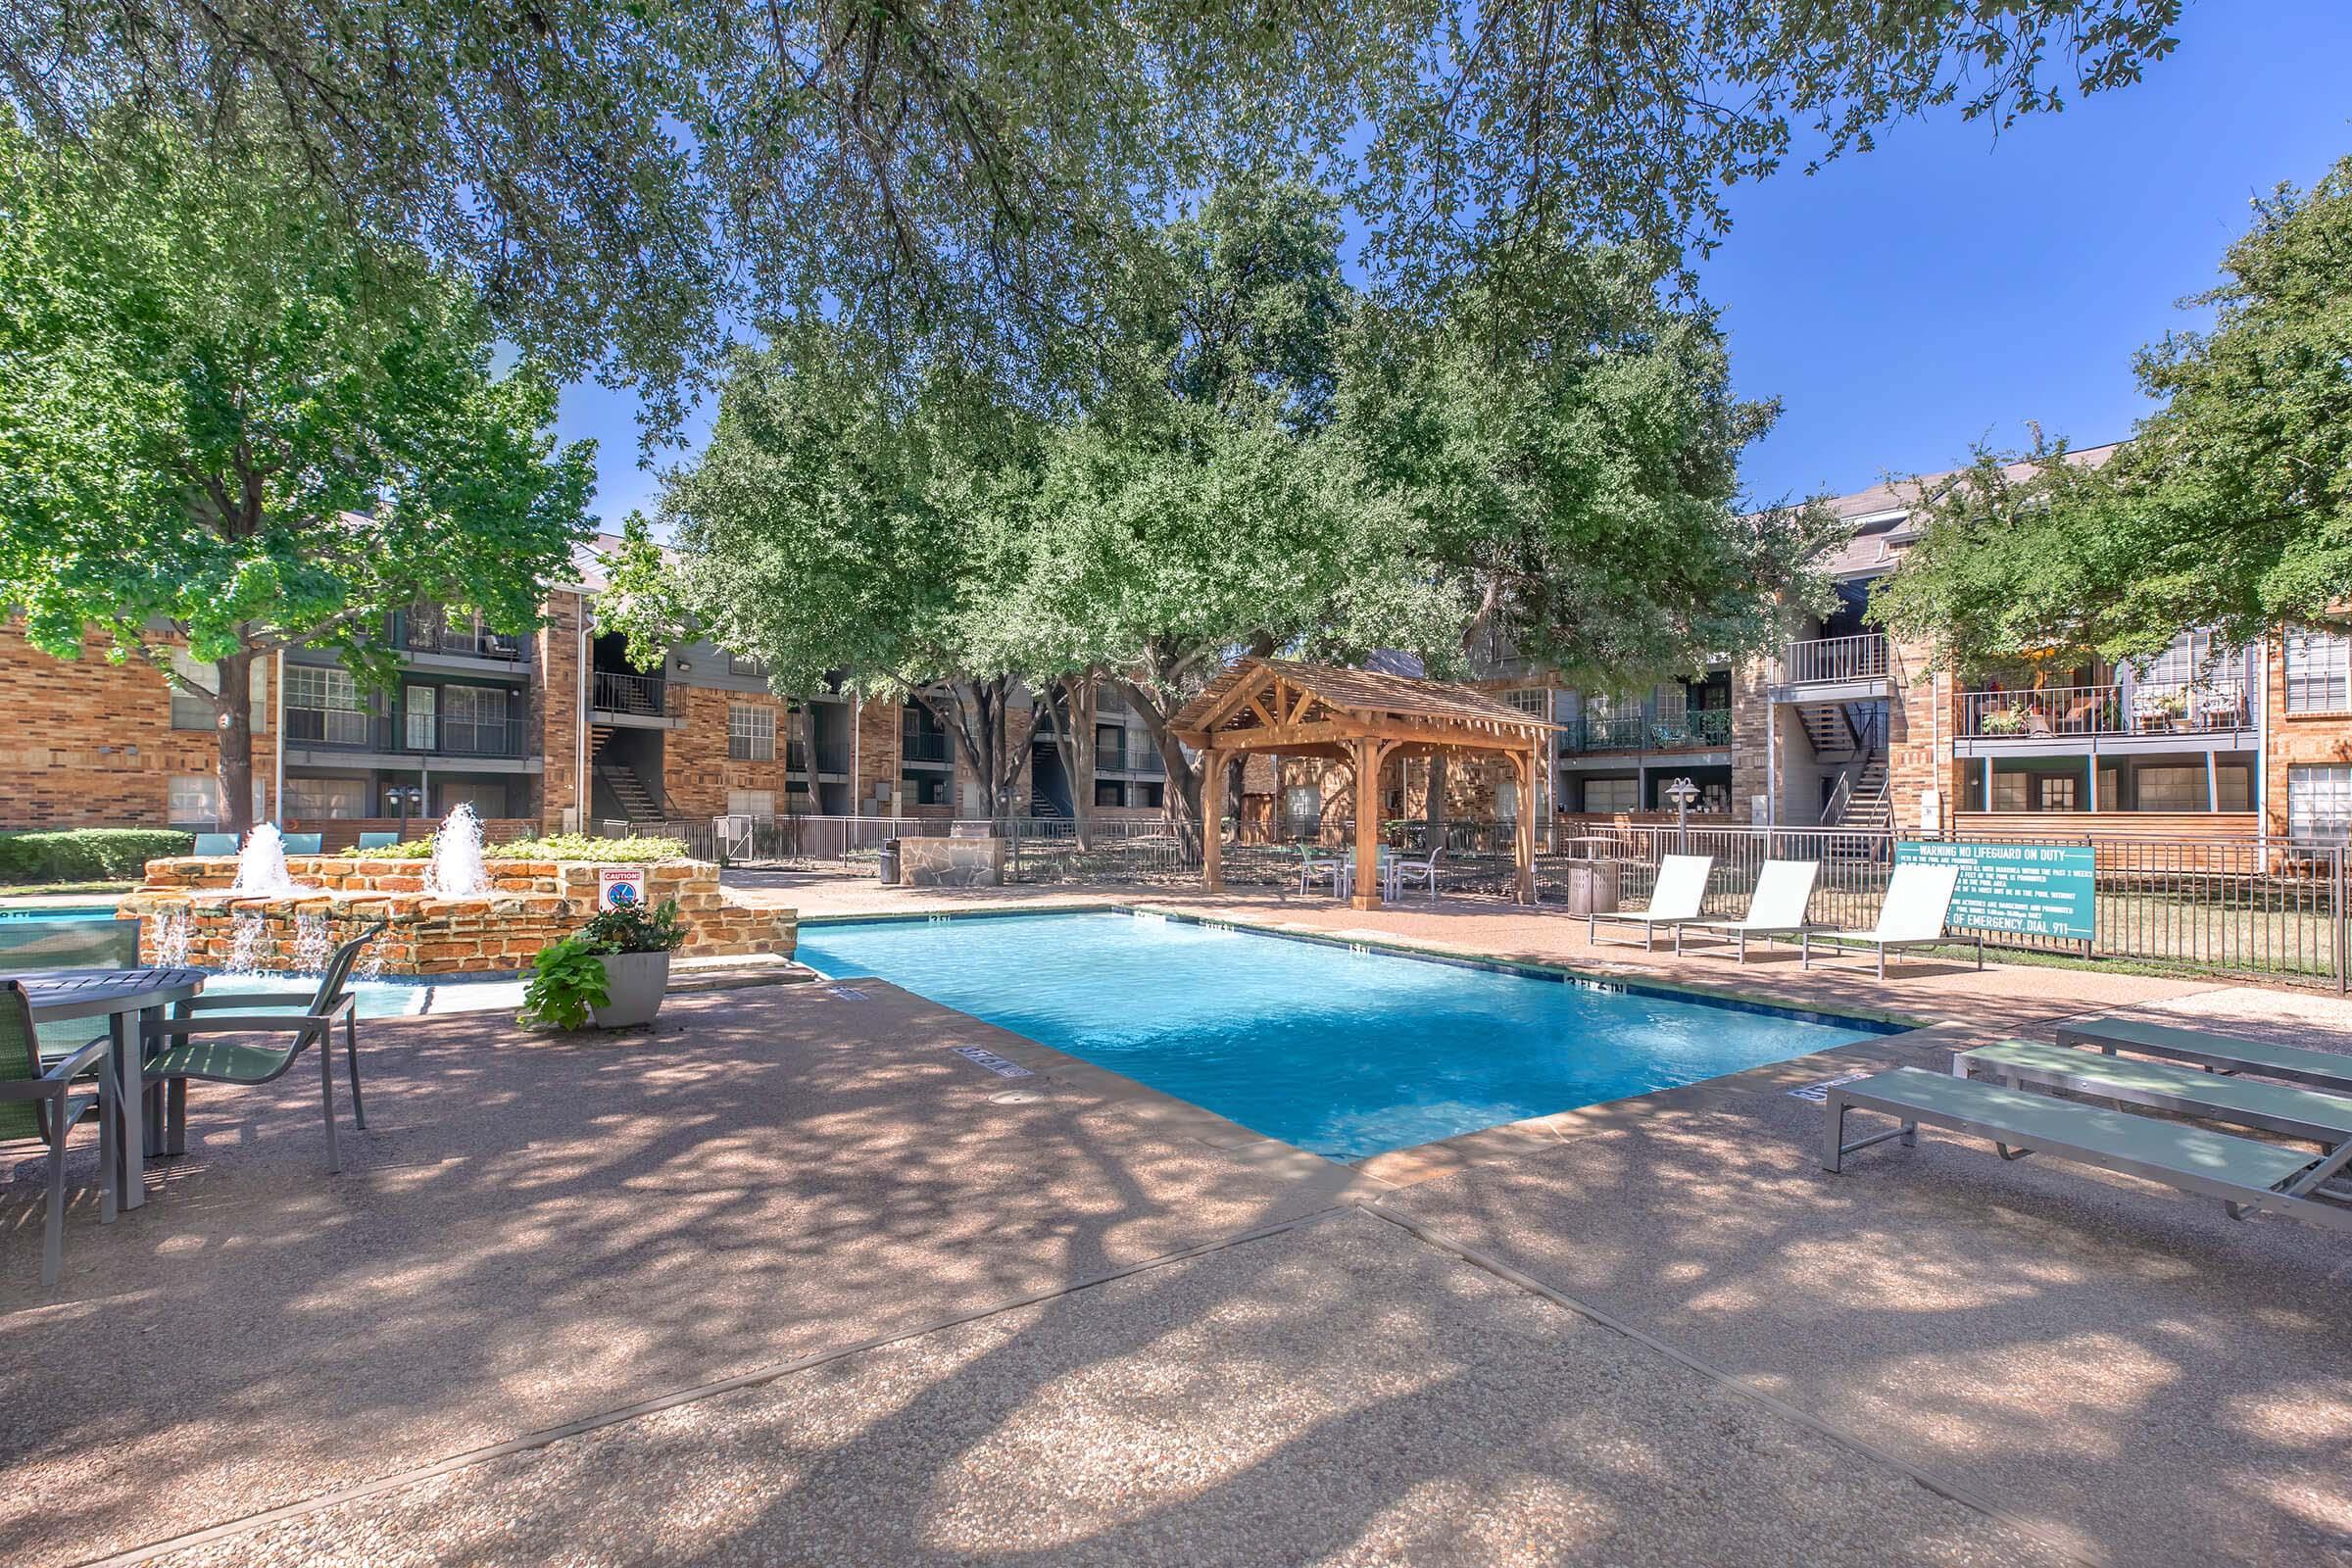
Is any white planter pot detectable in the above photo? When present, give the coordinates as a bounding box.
[591,951,671,1028]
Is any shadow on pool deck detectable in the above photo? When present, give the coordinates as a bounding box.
[1,956,2347,1566]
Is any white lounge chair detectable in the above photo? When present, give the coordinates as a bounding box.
[1798,861,1981,979]
[1589,854,1713,951]
[1674,858,1824,961]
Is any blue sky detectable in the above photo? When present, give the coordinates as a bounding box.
[557,3,2352,522]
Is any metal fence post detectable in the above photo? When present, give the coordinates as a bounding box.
[2336,848,2347,996]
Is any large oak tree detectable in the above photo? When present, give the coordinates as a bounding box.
[0,118,596,831]
[1,2,2182,416]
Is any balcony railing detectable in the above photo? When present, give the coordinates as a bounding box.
[1958,679,2251,740]
[395,612,526,662]
[591,670,679,718]
[286,708,529,759]
[1128,743,1166,776]
[1782,634,1889,686]
[1560,710,1732,753]
[902,730,953,763]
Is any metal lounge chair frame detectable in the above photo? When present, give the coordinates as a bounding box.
[0,979,120,1286]
[1674,858,1826,961]
[2053,1015,2352,1095]
[1588,854,1714,951]
[1824,1066,2352,1231]
[141,924,381,1174]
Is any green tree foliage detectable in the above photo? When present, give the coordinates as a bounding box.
[1337,243,1838,688]
[0,1,2181,414]
[0,119,597,831]
[1871,155,2352,671]
[634,323,1051,821]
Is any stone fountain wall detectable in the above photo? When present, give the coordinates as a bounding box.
[118,857,796,976]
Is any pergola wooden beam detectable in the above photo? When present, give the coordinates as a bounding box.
[1175,658,1550,909]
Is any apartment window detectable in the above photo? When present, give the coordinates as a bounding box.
[727,789,775,819]
[726,653,766,678]
[729,703,775,761]
[1992,771,2031,811]
[2285,626,2352,713]
[284,775,370,819]
[404,684,436,750]
[2133,765,2210,812]
[1650,683,1688,724]
[436,780,509,816]
[170,652,267,732]
[1139,782,1165,809]
[901,769,949,806]
[1503,688,1546,717]
[2036,775,2078,810]
[168,774,221,826]
[1582,777,1638,812]
[1094,722,1123,767]
[442,685,512,754]
[2289,765,2352,844]
[1095,779,1126,808]
[2144,629,2217,687]
[285,664,368,745]
[1283,784,1321,836]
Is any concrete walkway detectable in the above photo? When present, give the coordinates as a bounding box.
[4,889,2348,1565]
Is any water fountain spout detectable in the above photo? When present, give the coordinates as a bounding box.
[228,823,307,897]
[426,803,491,896]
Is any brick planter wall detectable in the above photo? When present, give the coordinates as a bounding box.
[119,856,795,976]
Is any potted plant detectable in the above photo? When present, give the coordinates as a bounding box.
[517,898,686,1030]
[1980,706,2026,736]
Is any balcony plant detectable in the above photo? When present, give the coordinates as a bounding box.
[1980,706,2027,736]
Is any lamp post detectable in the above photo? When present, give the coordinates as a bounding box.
[1662,776,1701,854]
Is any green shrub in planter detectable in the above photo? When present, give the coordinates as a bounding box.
[0,828,194,882]
[517,938,611,1030]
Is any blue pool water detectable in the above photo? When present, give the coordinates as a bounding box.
[794,911,1895,1158]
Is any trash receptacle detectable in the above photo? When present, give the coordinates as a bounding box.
[877,839,902,886]
[1558,860,1620,915]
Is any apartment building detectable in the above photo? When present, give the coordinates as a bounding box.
[0,537,1171,840]
[1517,454,2352,848]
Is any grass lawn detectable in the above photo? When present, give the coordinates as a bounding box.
[0,879,133,899]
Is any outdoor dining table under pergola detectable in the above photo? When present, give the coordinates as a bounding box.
[1169,658,1552,908]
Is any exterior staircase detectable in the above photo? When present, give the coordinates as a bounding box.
[1834,758,1893,832]
[1796,701,1864,762]
[590,726,666,825]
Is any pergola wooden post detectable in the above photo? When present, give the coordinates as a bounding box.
[1167,658,1554,910]
[1200,741,1226,893]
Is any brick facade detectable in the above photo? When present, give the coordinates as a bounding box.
[662,685,798,820]
[2264,638,2352,840]
[0,630,279,828]
[536,591,585,831]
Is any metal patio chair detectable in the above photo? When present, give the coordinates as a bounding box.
[1,979,119,1287]
[140,925,380,1174]
[191,833,239,856]
[356,831,401,851]
[278,832,323,855]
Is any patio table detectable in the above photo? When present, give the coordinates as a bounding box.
[20,966,207,1211]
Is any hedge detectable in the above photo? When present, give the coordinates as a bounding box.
[0,829,194,883]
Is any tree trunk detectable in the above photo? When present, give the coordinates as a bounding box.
[216,651,259,835]
[1117,674,1204,855]
[1047,676,1096,849]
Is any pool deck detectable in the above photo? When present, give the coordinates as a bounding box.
[3,876,2348,1565]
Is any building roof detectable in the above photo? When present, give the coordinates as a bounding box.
[1794,441,2124,578]
[1170,658,1548,750]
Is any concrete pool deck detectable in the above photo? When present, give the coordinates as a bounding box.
[2,883,2348,1565]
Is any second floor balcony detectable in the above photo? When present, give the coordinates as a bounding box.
[1780,633,1889,689]
[1560,708,1732,754]
[902,729,953,764]
[394,610,528,663]
[590,670,682,722]
[286,707,531,760]
[1957,678,2252,742]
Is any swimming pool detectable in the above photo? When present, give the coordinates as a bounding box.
[793,911,1899,1158]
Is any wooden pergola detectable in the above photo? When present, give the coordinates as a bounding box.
[1169,658,1552,909]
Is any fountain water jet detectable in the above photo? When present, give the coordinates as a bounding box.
[152,909,190,968]
[426,803,490,896]
[291,910,333,972]
[228,823,309,897]
[225,910,266,974]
